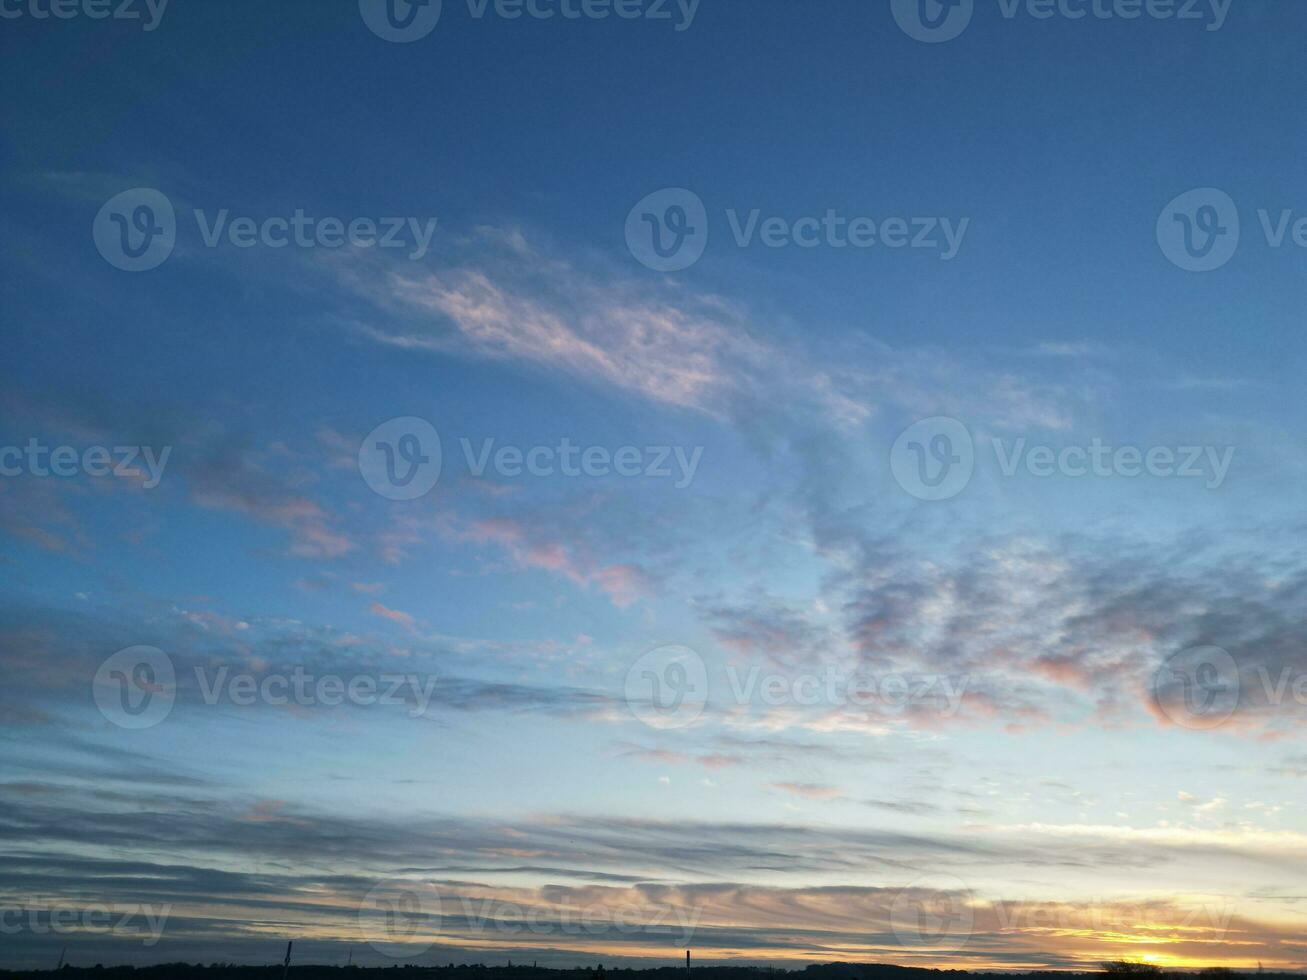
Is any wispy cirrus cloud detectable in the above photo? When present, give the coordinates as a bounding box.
[337,230,1082,439]
[186,436,355,559]
[443,513,658,608]
[769,781,845,800]
[3,789,1304,969]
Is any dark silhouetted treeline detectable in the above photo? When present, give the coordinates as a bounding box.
[1,963,1303,980]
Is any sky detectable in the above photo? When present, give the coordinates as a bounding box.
[1,0,1306,971]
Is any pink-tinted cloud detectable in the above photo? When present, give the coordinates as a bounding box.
[369,601,417,631]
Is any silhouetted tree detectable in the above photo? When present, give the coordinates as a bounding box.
[1100,963,1163,976]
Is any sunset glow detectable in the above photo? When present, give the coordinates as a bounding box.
[2,0,1305,973]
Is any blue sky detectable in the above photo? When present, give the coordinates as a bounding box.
[1,0,1306,971]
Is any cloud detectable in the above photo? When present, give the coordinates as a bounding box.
[369,601,417,631]
[617,746,746,770]
[818,531,1307,737]
[340,234,1095,456]
[769,782,845,801]
[448,514,657,608]
[3,791,1304,970]
[185,436,355,559]
[0,596,623,730]
[372,267,752,416]
[699,592,832,670]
